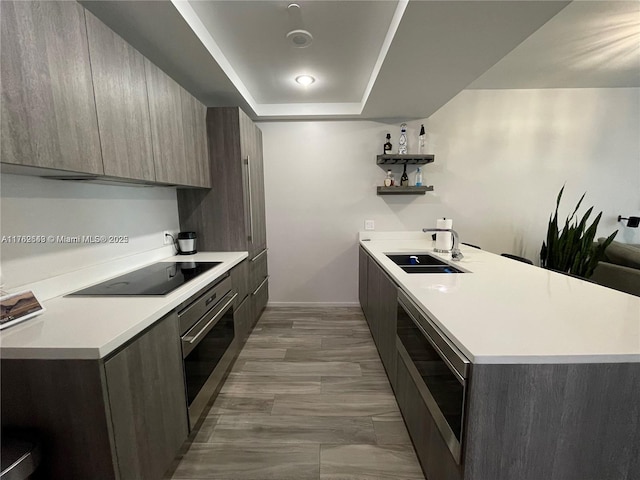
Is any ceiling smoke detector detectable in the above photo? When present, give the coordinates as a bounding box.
[286,29,313,48]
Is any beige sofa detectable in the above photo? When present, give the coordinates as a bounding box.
[590,239,640,297]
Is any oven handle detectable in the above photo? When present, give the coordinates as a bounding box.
[398,297,466,385]
[182,292,237,346]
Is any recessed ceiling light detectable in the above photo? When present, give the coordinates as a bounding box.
[295,75,315,86]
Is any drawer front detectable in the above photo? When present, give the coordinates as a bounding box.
[234,295,252,344]
[177,275,232,335]
[251,276,269,327]
[250,249,268,291]
[230,259,249,307]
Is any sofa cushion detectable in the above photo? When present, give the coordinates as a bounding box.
[598,238,640,270]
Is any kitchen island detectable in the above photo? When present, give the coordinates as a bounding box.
[359,231,640,480]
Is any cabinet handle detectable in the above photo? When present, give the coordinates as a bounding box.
[245,156,254,242]
[252,276,269,296]
[251,248,267,262]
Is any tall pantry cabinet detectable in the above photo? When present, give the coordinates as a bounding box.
[178,107,268,325]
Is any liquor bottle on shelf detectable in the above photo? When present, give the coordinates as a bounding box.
[398,123,407,154]
[383,134,392,154]
[400,164,408,186]
[418,124,425,154]
[415,167,423,187]
[384,169,394,187]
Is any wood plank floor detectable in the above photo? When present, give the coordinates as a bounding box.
[168,307,424,480]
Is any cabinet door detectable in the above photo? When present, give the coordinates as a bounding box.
[238,109,259,256]
[251,276,269,327]
[378,267,398,389]
[144,58,187,185]
[85,11,155,181]
[250,125,268,253]
[366,255,398,387]
[231,259,250,307]
[366,256,380,345]
[1,1,103,174]
[359,246,369,319]
[181,89,210,187]
[234,295,252,345]
[104,313,188,480]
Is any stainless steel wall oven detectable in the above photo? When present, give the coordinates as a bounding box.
[396,290,470,464]
[177,274,237,429]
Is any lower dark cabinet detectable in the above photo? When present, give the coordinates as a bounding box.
[105,313,188,480]
[1,313,188,480]
[361,248,397,390]
[252,276,269,327]
[234,295,252,344]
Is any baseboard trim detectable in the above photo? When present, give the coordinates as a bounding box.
[267,301,360,307]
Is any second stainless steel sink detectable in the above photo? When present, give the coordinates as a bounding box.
[385,253,465,274]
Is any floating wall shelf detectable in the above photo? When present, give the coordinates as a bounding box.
[377,186,434,195]
[376,154,435,165]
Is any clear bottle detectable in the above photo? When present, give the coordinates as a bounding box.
[415,167,423,187]
[383,134,392,155]
[418,124,425,154]
[398,123,407,154]
[384,169,394,187]
[400,164,408,186]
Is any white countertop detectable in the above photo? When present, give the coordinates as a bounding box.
[360,232,640,364]
[0,251,248,360]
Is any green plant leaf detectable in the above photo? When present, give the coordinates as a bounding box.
[540,187,617,279]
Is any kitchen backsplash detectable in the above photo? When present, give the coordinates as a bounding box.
[0,174,180,291]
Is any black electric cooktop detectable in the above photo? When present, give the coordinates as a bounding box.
[67,262,221,296]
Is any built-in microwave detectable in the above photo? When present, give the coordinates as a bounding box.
[396,290,470,464]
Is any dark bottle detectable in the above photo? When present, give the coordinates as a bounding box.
[400,164,408,186]
[383,134,392,154]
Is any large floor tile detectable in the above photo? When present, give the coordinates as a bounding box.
[320,444,424,480]
[321,336,375,349]
[321,376,393,395]
[171,443,320,480]
[208,394,274,415]
[285,345,380,362]
[202,415,376,444]
[240,361,362,377]
[245,334,323,349]
[271,394,399,417]
[372,418,412,445]
[237,347,287,359]
[220,374,321,395]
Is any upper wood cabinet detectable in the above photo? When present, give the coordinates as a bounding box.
[85,11,155,182]
[144,58,187,186]
[145,59,210,187]
[178,107,267,258]
[180,89,211,188]
[1,1,209,187]
[0,1,103,174]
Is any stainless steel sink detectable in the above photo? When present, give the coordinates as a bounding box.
[386,254,448,266]
[400,265,464,274]
[385,253,464,274]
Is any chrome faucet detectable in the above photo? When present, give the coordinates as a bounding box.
[422,228,464,261]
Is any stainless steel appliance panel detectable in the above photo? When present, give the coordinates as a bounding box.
[396,291,469,464]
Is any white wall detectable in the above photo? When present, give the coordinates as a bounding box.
[0,174,180,290]
[259,88,640,305]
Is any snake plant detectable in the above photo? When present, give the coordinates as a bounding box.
[540,186,617,278]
